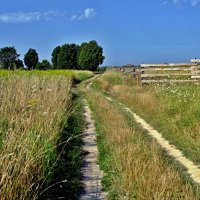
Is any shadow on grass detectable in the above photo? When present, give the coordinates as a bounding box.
[38,93,84,200]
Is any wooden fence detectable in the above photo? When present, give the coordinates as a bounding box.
[108,66,136,75]
[140,63,200,84]
[107,63,200,86]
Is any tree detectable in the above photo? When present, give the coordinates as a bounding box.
[57,44,79,69]
[15,59,24,69]
[78,40,105,71]
[0,46,20,69]
[24,48,39,70]
[36,59,52,70]
[51,46,61,69]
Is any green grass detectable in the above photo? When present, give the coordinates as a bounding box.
[0,75,72,199]
[0,70,92,199]
[0,69,94,83]
[92,71,200,165]
[38,93,85,199]
[78,80,199,199]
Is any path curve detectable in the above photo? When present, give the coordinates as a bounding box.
[80,99,106,200]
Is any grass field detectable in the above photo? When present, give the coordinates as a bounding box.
[79,71,200,199]
[0,70,93,200]
[93,72,200,165]
[2,68,200,199]
[0,69,94,82]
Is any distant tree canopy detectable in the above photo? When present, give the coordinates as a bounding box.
[15,59,24,69]
[78,40,105,71]
[51,40,104,71]
[0,40,105,71]
[51,46,61,69]
[0,46,20,69]
[24,48,39,70]
[36,59,52,70]
[57,44,79,69]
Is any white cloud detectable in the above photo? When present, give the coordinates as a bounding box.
[162,1,168,5]
[84,8,96,18]
[173,0,180,3]
[171,0,200,6]
[71,8,96,21]
[190,0,200,6]
[0,11,66,23]
[42,11,66,20]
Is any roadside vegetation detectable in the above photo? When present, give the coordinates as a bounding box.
[0,69,93,82]
[0,70,92,200]
[92,71,200,165]
[79,72,200,199]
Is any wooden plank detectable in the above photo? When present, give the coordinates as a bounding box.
[141,73,197,78]
[191,59,200,63]
[191,76,200,79]
[142,79,200,83]
[141,67,200,71]
[140,63,197,68]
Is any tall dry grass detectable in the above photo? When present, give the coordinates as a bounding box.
[0,75,71,199]
[92,71,200,164]
[81,89,199,199]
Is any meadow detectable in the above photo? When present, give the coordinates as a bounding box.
[79,71,200,199]
[2,68,200,199]
[95,72,200,165]
[0,70,93,200]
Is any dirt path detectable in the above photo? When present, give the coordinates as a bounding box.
[80,100,106,200]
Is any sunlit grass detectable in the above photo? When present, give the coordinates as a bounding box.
[0,75,72,199]
[79,80,199,199]
[93,71,200,165]
[0,69,94,82]
[0,69,92,199]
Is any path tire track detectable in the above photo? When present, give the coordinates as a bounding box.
[80,100,106,200]
[104,95,200,187]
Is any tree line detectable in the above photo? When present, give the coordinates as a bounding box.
[0,40,104,71]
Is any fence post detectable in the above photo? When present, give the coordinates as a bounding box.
[136,69,142,87]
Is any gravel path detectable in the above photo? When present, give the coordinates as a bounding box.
[80,100,106,200]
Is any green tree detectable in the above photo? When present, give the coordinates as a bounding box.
[78,40,105,71]
[57,44,79,69]
[15,59,24,69]
[0,46,20,69]
[36,59,52,70]
[24,48,39,70]
[51,46,61,69]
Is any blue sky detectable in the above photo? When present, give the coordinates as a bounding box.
[0,0,200,66]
